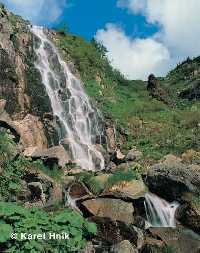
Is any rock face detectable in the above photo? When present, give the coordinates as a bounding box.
[0,5,58,147]
[14,114,48,149]
[82,198,134,224]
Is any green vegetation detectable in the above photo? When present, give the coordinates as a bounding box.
[106,166,141,188]
[76,164,141,194]
[0,202,96,253]
[0,132,16,165]
[76,172,105,195]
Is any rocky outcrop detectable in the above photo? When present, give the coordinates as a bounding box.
[14,114,48,149]
[145,154,200,200]
[126,147,142,162]
[147,74,172,106]
[179,80,200,100]
[24,145,70,167]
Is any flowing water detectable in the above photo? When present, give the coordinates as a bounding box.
[31,26,105,170]
[145,193,179,227]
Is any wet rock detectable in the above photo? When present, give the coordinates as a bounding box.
[131,226,144,250]
[24,145,71,168]
[111,240,138,253]
[82,198,134,224]
[145,156,200,232]
[111,147,126,165]
[28,181,46,203]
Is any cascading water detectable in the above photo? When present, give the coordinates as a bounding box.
[31,26,105,170]
[145,193,179,227]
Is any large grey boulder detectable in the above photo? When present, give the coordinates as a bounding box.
[145,155,200,200]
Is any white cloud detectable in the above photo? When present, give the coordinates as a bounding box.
[96,24,171,80]
[1,0,68,24]
[97,0,200,80]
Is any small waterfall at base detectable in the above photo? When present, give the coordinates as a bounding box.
[145,193,179,227]
[31,26,105,171]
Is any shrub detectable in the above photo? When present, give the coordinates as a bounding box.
[0,202,96,252]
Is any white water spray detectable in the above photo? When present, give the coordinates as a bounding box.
[31,26,104,171]
[145,193,179,227]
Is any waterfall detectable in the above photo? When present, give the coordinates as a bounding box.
[145,193,179,227]
[31,26,105,171]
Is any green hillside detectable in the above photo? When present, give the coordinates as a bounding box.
[55,31,200,162]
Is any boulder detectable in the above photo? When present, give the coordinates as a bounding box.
[83,242,95,253]
[82,198,134,224]
[103,179,147,201]
[111,240,138,253]
[145,157,200,201]
[145,156,200,233]
[24,145,71,168]
[88,217,145,250]
[178,193,200,234]
[106,161,117,172]
[149,227,200,253]
[126,148,142,162]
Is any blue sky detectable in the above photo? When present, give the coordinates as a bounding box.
[2,0,200,80]
[55,0,158,41]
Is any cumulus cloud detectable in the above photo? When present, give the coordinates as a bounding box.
[1,0,68,24]
[97,0,200,80]
[96,24,171,80]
